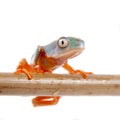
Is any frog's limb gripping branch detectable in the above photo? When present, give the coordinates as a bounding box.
[0,73,120,96]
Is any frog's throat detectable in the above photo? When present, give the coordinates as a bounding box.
[54,48,84,60]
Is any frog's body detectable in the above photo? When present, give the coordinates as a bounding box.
[15,37,92,107]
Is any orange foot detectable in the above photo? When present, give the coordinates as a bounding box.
[14,58,37,80]
[71,69,92,79]
[32,96,61,107]
[63,63,92,79]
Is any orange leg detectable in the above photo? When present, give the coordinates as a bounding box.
[32,96,61,107]
[63,63,92,79]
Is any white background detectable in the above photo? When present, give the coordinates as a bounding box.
[0,0,120,120]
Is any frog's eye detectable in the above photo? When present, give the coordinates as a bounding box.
[58,38,69,48]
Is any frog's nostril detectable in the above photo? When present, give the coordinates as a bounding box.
[80,40,85,48]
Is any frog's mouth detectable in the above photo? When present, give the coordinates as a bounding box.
[54,48,84,61]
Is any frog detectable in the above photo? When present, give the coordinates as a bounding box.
[15,36,92,107]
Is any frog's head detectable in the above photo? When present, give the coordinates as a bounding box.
[44,36,85,63]
[57,36,85,59]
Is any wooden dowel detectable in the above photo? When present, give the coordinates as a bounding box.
[0,73,120,96]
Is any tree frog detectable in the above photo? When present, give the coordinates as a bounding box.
[15,37,92,107]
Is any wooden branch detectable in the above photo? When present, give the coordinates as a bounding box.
[0,73,120,96]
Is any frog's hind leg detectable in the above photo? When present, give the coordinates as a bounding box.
[32,96,61,107]
[14,58,34,80]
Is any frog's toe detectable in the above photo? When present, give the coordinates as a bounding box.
[85,72,93,74]
[14,68,33,80]
[71,69,92,79]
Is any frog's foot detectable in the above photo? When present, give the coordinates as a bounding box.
[71,69,92,79]
[32,96,61,107]
[14,58,33,80]
[63,63,92,79]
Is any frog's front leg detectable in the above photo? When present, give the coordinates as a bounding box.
[63,63,92,79]
[32,96,61,107]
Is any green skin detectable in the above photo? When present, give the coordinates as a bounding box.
[31,37,85,70]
